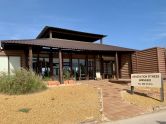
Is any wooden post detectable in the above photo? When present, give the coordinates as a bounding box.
[78,59,81,80]
[24,50,28,69]
[28,47,33,70]
[85,55,89,80]
[115,52,119,79]
[106,62,108,79]
[37,51,40,73]
[49,48,54,80]
[59,49,63,84]
[160,77,164,102]
[100,55,103,79]
[70,53,73,79]
[131,86,134,94]
[94,55,96,79]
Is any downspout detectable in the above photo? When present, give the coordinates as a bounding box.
[0,40,2,50]
[0,41,4,51]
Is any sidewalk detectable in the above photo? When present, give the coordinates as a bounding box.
[105,109,166,124]
[79,80,147,120]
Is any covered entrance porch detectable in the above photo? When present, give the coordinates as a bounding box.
[30,46,119,83]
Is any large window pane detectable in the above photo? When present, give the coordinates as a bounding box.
[0,56,8,74]
[79,59,86,79]
[9,56,21,74]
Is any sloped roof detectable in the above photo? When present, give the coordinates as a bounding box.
[36,26,106,42]
[1,38,135,52]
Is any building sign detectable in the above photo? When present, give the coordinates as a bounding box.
[131,73,162,88]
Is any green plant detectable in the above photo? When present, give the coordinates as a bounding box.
[43,76,51,81]
[63,68,70,80]
[18,108,31,113]
[0,68,47,95]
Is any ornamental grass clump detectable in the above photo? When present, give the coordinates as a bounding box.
[0,69,47,95]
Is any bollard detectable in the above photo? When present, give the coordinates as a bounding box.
[131,86,134,95]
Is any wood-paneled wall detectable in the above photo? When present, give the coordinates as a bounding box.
[157,47,166,78]
[120,53,132,79]
[132,47,166,78]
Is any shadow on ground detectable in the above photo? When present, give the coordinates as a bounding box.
[126,89,161,101]
[156,121,166,124]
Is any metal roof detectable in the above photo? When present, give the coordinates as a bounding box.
[36,26,106,42]
[1,38,135,52]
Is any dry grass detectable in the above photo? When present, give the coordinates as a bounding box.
[122,81,166,110]
[0,84,101,124]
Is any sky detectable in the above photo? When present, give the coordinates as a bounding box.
[0,0,166,50]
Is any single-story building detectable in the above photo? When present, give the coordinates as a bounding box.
[0,26,165,83]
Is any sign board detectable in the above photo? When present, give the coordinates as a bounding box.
[131,73,162,88]
[96,72,102,80]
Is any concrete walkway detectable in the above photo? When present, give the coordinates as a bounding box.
[78,80,147,120]
[105,109,166,124]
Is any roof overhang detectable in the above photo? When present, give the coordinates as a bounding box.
[1,38,136,52]
[36,26,106,42]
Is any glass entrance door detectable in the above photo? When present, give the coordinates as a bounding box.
[88,59,94,79]
[103,61,114,79]
[72,59,79,80]
[53,58,59,80]
[72,59,86,80]
[79,59,86,80]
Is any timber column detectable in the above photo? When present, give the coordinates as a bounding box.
[93,56,96,79]
[49,48,54,80]
[28,46,33,70]
[69,52,73,78]
[59,49,63,84]
[115,52,119,79]
[100,55,103,79]
[85,55,89,80]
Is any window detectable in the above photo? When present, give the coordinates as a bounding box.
[96,60,100,72]
[9,56,21,74]
[0,56,21,74]
[0,56,8,74]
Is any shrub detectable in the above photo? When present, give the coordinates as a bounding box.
[63,68,70,80]
[0,69,47,95]
[18,108,31,113]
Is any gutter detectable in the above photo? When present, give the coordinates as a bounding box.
[0,40,3,50]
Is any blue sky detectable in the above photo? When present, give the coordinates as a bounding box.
[0,0,166,50]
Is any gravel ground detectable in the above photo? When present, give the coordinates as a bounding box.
[0,84,101,124]
[121,81,166,110]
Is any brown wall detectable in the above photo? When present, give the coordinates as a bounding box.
[119,53,132,79]
[157,47,166,77]
[0,50,26,68]
[132,47,166,78]
[131,52,137,74]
